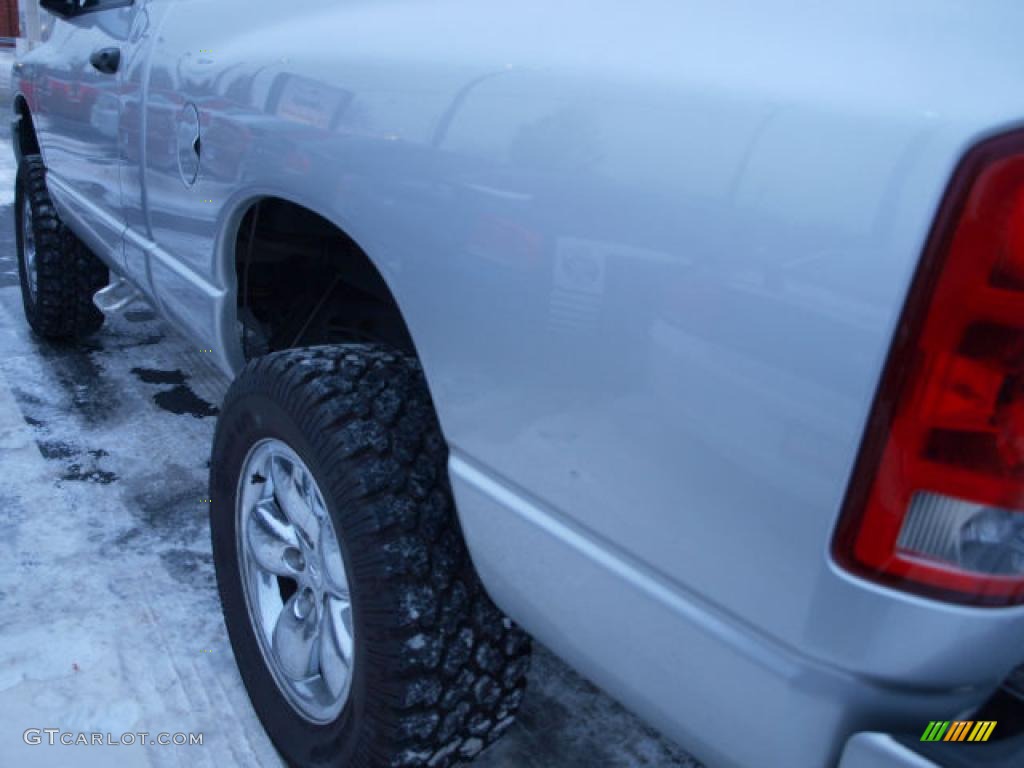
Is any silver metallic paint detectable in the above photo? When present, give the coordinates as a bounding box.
[14,2,1024,766]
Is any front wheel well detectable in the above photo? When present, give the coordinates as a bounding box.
[12,97,41,162]
[232,198,415,361]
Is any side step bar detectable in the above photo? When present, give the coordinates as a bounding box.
[93,277,140,314]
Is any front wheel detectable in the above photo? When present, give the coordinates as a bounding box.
[210,345,531,767]
[15,154,107,339]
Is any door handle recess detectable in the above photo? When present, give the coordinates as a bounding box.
[89,47,121,75]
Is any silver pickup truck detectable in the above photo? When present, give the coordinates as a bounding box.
[10,1,1024,767]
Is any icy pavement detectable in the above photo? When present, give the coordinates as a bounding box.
[0,145,702,767]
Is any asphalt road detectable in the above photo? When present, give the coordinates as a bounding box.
[0,103,701,768]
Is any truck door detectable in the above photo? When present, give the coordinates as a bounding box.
[31,1,143,264]
[118,0,176,296]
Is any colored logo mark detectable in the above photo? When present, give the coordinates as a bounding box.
[920,720,996,742]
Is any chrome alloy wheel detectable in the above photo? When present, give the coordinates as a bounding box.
[236,438,355,723]
[20,196,37,302]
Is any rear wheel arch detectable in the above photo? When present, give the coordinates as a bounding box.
[218,194,461,518]
[224,195,420,363]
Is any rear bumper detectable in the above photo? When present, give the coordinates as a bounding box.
[839,734,944,768]
[840,729,1024,768]
[840,685,1024,768]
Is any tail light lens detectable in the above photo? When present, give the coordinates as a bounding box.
[834,131,1024,605]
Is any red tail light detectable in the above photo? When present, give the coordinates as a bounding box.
[834,130,1024,606]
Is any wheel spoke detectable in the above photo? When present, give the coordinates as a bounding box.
[319,510,350,598]
[319,595,354,698]
[245,499,301,577]
[251,453,274,499]
[271,455,320,548]
[272,589,320,680]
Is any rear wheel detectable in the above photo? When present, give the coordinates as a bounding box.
[15,154,107,339]
[210,345,531,767]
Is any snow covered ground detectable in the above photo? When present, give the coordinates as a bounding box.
[0,127,701,767]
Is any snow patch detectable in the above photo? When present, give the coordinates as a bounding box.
[0,140,15,206]
[64,696,143,734]
[0,620,106,691]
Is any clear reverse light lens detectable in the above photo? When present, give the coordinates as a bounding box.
[898,491,1024,576]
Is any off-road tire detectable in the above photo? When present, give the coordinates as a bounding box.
[15,154,107,339]
[210,344,531,768]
